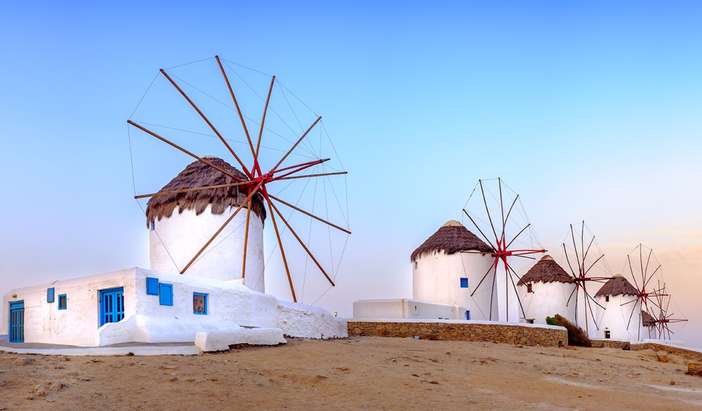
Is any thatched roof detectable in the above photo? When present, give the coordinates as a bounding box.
[641,310,656,327]
[410,220,493,262]
[518,255,574,285]
[594,275,638,298]
[145,157,265,227]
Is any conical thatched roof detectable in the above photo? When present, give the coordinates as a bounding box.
[594,275,638,298]
[641,310,656,327]
[517,255,574,285]
[410,220,493,262]
[145,157,266,227]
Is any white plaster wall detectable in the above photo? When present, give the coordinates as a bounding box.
[353,299,467,320]
[412,251,499,321]
[150,205,265,292]
[595,295,644,341]
[4,267,345,347]
[519,282,576,325]
[2,268,139,346]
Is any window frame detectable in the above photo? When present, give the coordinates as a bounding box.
[47,287,55,303]
[146,277,159,296]
[459,277,469,289]
[193,292,208,315]
[58,294,67,310]
[159,283,174,306]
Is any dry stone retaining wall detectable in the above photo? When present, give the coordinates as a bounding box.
[348,321,567,347]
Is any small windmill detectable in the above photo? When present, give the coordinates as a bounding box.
[619,244,669,340]
[461,178,546,322]
[127,55,351,303]
[561,221,612,334]
[650,281,688,340]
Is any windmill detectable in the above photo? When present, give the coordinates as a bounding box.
[561,221,612,334]
[650,281,688,340]
[461,178,546,322]
[619,244,669,340]
[126,55,351,303]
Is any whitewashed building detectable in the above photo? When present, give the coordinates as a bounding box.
[2,158,345,347]
[354,220,498,321]
[518,255,576,325]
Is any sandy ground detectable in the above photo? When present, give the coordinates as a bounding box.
[1,337,702,410]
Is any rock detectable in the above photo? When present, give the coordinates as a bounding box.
[655,352,670,363]
[687,362,702,377]
[15,357,34,366]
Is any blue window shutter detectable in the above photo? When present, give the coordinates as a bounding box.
[47,288,55,303]
[460,277,469,288]
[58,294,67,310]
[159,283,173,306]
[146,277,159,295]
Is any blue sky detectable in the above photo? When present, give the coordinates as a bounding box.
[1,2,701,344]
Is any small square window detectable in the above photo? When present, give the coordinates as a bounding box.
[159,283,173,306]
[193,292,208,315]
[58,294,67,310]
[460,277,469,288]
[47,287,55,303]
[605,295,610,303]
[146,277,159,296]
[526,283,534,293]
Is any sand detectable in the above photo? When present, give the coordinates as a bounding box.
[1,336,702,410]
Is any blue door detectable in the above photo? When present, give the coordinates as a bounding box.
[99,287,124,327]
[9,301,24,343]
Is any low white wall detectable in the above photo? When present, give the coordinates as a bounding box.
[4,267,346,347]
[353,299,467,320]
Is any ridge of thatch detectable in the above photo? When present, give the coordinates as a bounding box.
[145,157,265,227]
[518,255,574,285]
[594,275,638,298]
[641,310,656,327]
[410,220,493,262]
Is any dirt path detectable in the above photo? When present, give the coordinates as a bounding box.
[1,337,702,410]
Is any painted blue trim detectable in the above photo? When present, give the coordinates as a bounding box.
[460,277,469,288]
[9,300,24,343]
[159,283,173,306]
[99,287,125,327]
[193,292,208,315]
[465,310,471,320]
[47,287,55,303]
[58,294,67,310]
[146,277,159,295]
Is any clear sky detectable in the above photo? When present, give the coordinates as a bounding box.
[1,2,701,345]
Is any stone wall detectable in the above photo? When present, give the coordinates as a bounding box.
[631,343,702,362]
[347,321,567,347]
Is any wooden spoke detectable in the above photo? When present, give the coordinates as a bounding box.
[505,263,527,320]
[583,254,605,276]
[470,259,497,297]
[498,177,506,243]
[268,199,335,287]
[582,235,596,265]
[462,209,497,251]
[134,181,250,200]
[505,223,531,249]
[274,171,347,181]
[254,75,276,175]
[269,194,351,235]
[627,254,640,290]
[479,179,499,245]
[215,55,258,170]
[262,189,297,302]
[273,159,331,179]
[489,261,497,320]
[565,285,577,307]
[241,197,252,279]
[159,68,251,177]
[270,116,322,173]
[127,120,246,182]
[625,298,639,329]
[562,242,577,278]
[570,224,582,276]
[180,181,264,274]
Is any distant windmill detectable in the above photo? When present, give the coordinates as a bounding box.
[650,281,688,340]
[620,244,669,340]
[461,178,546,322]
[561,221,612,334]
